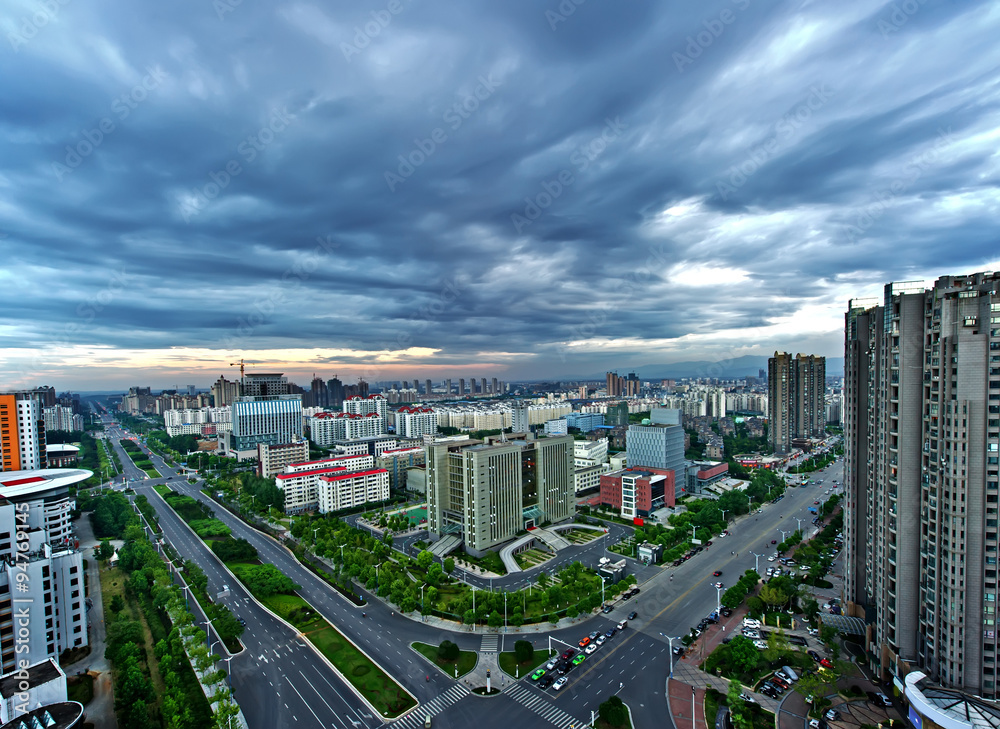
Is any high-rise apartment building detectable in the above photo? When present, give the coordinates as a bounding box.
[511,403,530,434]
[41,405,82,434]
[844,272,1000,697]
[625,414,685,497]
[0,468,90,674]
[343,395,388,419]
[395,406,438,438]
[768,352,826,453]
[0,393,45,471]
[327,376,345,408]
[426,434,574,556]
[425,379,433,397]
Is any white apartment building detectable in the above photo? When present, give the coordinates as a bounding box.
[41,406,82,434]
[0,469,90,675]
[343,395,388,419]
[574,463,610,494]
[257,440,310,479]
[318,469,389,513]
[309,412,386,446]
[574,438,609,467]
[544,419,568,436]
[0,394,44,472]
[432,405,512,430]
[525,403,572,425]
[725,392,769,415]
[396,406,438,438]
[274,454,375,513]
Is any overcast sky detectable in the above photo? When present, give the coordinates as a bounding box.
[2,0,999,390]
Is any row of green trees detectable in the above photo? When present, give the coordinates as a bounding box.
[97,495,234,728]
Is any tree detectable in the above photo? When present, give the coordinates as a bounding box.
[444,557,455,574]
[598,695,629,727]
[110,594,125,613]
[819,624,837,647]
[96,539,115,561]
[746,596,765,615]
[759,583,789,609]
[803,596,820,622]
[416,550,434,570]
[514,640,533,664]
[438,640,460,661]
[728,679,753,729]
[727,635,760,675]
[488,610,503,628]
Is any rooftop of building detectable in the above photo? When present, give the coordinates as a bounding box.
[0,659,62,699]
[44,444,80,455]
[0,702,84,729]
[319,468,389,482]
[0,468,92,500]
[905,671,1000,729]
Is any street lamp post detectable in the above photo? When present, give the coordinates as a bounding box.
[778,529,789,542]
[420,584,425,622]
[204,616,216,650]
[750,551,763,572]
[795,517,803,533]
[601,576,606,607]
[504,592,507,633]
[660,633,682,678]
[720,509,729,524]
[715,584,722,615]
[223,655,234,688]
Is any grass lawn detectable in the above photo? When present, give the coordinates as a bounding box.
[154,483,171,497]
[498,647,556,679]
[411,642,478,678]
[227,564,415,718]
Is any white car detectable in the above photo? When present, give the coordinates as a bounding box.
[743,618,761,629]
[546,658,559,670]
[553,677,568,691]
[743,630,761,640]
[754,640,768,649]
[718,532,727,538]
[739,693,757,703]
[585,643,598,655]
[768,556,776,562]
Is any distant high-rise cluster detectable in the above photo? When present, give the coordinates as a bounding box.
[767,352,826,454]
[844,272,1000,696]
[606,371,641,397]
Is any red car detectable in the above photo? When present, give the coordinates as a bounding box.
[561,649,576,660]
[713,570,723,576]
[814,501,820,505]
[820,658,834,668]
[579,637,591,648]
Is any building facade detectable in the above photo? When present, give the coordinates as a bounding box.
[317,469,389,513]
[425,435,574,556]
[625,422,685,497]
[274,454,375,512]
[0,394,44,472]
[395,406,438,438]
[227,395,303,454]
[599,467,676,518]
[257,440,310,478]
[845,272,1000,697]
[768,352,827,453]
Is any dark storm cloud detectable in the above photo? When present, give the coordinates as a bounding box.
[1,0,998,387]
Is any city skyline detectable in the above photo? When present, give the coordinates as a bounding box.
[3,2,999,389]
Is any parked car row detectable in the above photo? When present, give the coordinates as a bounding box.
[536,624,625,689]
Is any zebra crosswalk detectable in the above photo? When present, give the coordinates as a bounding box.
[505,685,587,729]
[390,685,471,729]
[480,634,499,652]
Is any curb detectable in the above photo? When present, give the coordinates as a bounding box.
[408,642,479,681]
[147,483,417,721]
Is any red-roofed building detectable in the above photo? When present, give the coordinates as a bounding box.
[274,454,376,512]
[343,395,388,419]
[395,406,438,438]
[309,410,386,445]
[318,468,389,513]
[599,467,675,519]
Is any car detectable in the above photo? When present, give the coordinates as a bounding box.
[743,618,761,628]
[556,662,570,675]
[539,675,555,689]
[631,587,641,596]
[237,617,247,626]
[546,657,559,670]
[805,695,815,704]
[672,645,685,656]
[606,628,616,639]
[596,635,607,646]
[763,681,783,694]
[718,532,727,538]
[771,539,778,544]
[820,658,834,669]
[754,640,768,649]
[704,614,718,624]
[760,687,780,699]
[814,501,821,505]
[628,611,638,620]
[602,603,614,614]
[713,581,724,589]
[809,720,822,729]
[673,559,683,566]
[824,710,841,721]
[808,650,822,661]
[720,607,732,617]
[807,627,820,636]
[553,677,568,691]
[578,637,591,648]
[768,555,776,561]
[713,570,723,576]
[531,668,546,681]
[743,630,761,640]
[739,693,757,704]
[561,649,576,660]
[622,592,632,601]
[868,692,892,707]
[771,676,790,689]
[572,654,587,666]
[585,643,598,655]
[705,541,713,546]
[589,631,600,640]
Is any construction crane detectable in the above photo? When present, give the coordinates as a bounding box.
[229,358,256,396]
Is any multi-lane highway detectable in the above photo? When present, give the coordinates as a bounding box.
[98,412,842,729]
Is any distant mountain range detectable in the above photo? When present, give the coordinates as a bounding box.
[585,355,844,380]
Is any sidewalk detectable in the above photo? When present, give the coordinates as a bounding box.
[669,679,707,729]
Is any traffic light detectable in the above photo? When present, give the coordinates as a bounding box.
[486,670,490,678]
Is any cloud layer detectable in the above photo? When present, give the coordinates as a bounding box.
[2,0,999,388]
